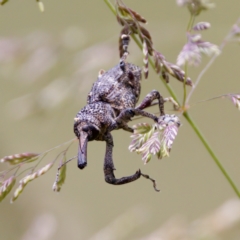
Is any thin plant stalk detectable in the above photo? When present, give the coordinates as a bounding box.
[186,41,224,104]
[183,112,240,197]
[104,0,240,197]
[196,93,240,104]
[187,14,195,32]
[183,63,188,107]
[183,13,195,107]
[40,138,77,156]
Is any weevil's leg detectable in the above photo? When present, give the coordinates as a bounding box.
[103,132,160,191]
[111,108,157,135]
[103,132,141,185]
[133,109,159,121]
[108,116,133,133]
[136,90,165,116]
[115,108,158,125]
[121,124,134,133]
[142,97,179,111]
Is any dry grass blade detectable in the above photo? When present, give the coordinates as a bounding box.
[161,71,169,83]
[177,41,201,66]
[228,23,240,42]
[158,124,179,159]
[177,33,220,67]
[116,1,193,87]
[129,123,154,152]
[119,26,130,57]
[52,156,70,192]
[117,5,147,23]
[230,94,240,110]
[143,40,149,79]
[153,51,164,74]
[140,26,153,55]
[20,162,54,185]
[193,22,211,31]
[116,1,153,58]
[152,50,192,86]
[176,0,215,15]
[140,26,152,43]
[52,166,66,192]
[197,40,220,56]
[157,114,180,159]
[165,61,193,86]
[10,183,25,203]
[138,132,160,164]
[130,115,180,163]
[0,0,9,5]
[129,133,152,152]
[11,162,53,202]
[1,153,39,165]
[116,14,125,26]
[36,0,44,12]
[0,176,16,202]
[154,58,161,74]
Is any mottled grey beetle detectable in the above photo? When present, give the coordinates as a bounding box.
[73,35,170,190]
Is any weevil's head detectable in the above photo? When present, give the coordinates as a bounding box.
[74,120,100,170]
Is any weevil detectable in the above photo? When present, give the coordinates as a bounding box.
[73,34,173,189]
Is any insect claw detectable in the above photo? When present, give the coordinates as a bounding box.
[140,172,160,192]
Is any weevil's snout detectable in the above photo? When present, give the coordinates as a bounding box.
[78,130,88,169]
[78,124,100,170]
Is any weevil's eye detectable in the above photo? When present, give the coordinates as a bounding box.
[82,125,99,141]
[120,60,125,72]
[128,71,134,80]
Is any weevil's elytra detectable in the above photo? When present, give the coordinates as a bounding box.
[87,62,142,112]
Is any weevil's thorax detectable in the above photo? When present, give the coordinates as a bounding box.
[87,62,142,113]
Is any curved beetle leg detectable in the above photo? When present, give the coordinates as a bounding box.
[103,132,141,185]
[103,132,160,191]
[136,90,166,116]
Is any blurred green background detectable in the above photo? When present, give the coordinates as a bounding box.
[1,1,240,239]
